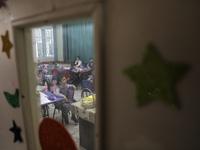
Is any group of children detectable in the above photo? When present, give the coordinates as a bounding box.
[36,56,95,124]
[74,56,94,70]
[37,72,79,124]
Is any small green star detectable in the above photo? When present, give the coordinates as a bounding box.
[3,89,20,108]
[123,44,190,109]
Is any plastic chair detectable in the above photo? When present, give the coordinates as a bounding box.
[62,70,70,79]
[82,80,94,92]
[51,69,59,81]
[68,71,80,86]
[52,87,76,121]
[62,70,74,84]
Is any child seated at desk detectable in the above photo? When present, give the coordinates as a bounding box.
[51,62,63,74]
[87,57,94,70]
[54,75,79,124]
[36,72,51,117]
[36,72,50,92]
[70,63,79,73]
[69,63,81,86]
[51,62,63,85]
[75,56,82,67]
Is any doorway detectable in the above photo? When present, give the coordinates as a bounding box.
[33,20,95,149]
[12,3,103,150]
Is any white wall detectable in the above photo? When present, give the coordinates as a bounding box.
[0,0,200,150]
[105,0,200,150]
[56,24,64,61]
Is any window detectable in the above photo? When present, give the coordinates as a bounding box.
[32,26,54,61]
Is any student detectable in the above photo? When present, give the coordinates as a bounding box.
[51,62,63,74]
[70,63,79,73]
[88,70,95,86]
[54,75,79,124]
[75,56,82,67]
[87,58,94,70]
[70,63,80,86]
[51,62,63,85]
[36,72,50,91]
[36,72,51,116]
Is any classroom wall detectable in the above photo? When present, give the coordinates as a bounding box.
[105,0,200,149]
[56,24,64,61]
[0,0,200,150]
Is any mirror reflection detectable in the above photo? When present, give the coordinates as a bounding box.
[32,20,96,150]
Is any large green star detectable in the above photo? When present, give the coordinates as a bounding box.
[123,44,190,109]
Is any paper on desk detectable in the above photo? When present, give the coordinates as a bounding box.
[40,93,51,105]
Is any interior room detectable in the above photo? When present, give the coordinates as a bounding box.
[1,1,200,150]
[33,20,96,150]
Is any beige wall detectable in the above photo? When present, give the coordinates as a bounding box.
[105,0,200,149]
[56,24,64,61]
[0,0,200,150]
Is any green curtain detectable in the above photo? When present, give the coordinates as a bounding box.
[63,21,94,63]
[53,26,58,61]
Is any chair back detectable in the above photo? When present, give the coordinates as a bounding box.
[67,87,75,101]
[62,71,70,80]
[52,69,58,76]
[82,80,94,91]
[51,69,59,80]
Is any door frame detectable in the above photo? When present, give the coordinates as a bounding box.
[12,2,105,150]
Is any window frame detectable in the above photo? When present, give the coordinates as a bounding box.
[32,26,55,62]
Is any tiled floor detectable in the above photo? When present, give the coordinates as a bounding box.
[45,88,85,150]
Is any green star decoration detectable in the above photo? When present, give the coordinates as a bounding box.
[3,89,20,108]
[123,44,190,109]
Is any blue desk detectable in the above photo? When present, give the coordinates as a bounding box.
[41,91,63,105]
[40,91,64,123]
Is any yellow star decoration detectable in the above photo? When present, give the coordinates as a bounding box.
[1,30,13,59]
[123,44,190,109]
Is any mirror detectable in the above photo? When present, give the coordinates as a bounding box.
[31,20,96,149]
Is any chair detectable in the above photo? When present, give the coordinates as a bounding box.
[52,87,76,121]
[41,105,49,118]
[51,69,59,80]
[80,70,92,80]
[68,71,81,86]
[62,70,74,84]
[62,70,70,79]
[82,80,94,92]
[67,87,76,102]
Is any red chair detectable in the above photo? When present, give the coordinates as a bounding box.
[62,70,70,80]
[51,69,59,80]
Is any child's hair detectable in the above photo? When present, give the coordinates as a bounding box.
[56,75,65,85]
[76,56,80,60]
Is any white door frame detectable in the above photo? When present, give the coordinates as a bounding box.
[12,2,104,150]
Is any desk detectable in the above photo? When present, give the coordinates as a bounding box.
[63,67,91,73]
[71,102,95,150]
[71,101,96,124]
[40,91,63,105]
[39,91,64,122]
